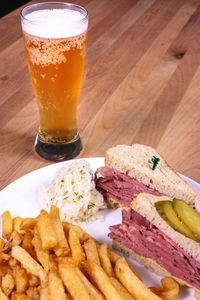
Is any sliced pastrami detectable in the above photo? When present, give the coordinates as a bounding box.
[96,167,164,207]
[109,210,200,290]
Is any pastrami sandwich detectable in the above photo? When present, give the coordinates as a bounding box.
[96,144,196,208]
[108,193,200,292]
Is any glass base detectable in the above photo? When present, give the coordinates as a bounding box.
[34,134,82,162]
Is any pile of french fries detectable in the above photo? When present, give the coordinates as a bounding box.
[0,205,179,300]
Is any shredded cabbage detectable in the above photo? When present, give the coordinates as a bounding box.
[42,160,106,223]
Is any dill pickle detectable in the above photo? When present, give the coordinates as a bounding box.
[173,199,200,242]
[155,201,198,241]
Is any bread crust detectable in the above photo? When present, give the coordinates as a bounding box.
[105,144,196,205]
[112,240,199,291]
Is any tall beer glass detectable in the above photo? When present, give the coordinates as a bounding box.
[21,2,88,161]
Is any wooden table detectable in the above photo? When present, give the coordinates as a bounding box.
[1,0,200,190]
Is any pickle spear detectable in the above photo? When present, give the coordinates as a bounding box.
[173,199,200,241]
[155,201,197,241]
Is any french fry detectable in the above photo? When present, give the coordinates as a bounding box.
[0,264,11,277]
[8,257,19,267]
[36,210,57,250]
[1,273,15,296]
[22,231,35,258]
[9,231,23,246]
[76,268,105,300]
[20,218,36,231]
[83,238,100,265]
[108,249,141,280]
[11,245,46,281]
[49,205,70,256]
[195,290,200,300]
[98,243,114,277]
[0,287,9,300]
[58,259,91,300]
[68,228,85,266]
[13,217,25,235]
[150,277,179,300]
[26,287,40,300]
[48,271,66,300]
[13,267,29,293]
[0,206,180,300]
[2,211,13,239]
[10,294,32,300]
[32,226,55,272]
[0,252,11,263]
[28,274,40,287]
[0,238,5,250]
[84,260,123,300]
[108,248,121,264]
[115,257,161,300]
[63,222,91,244]
[40,278,49,300]
[110,277,135,300]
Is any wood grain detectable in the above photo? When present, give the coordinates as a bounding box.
[0,0,200,190]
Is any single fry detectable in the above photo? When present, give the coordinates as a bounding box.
[0,238,5,250]
[98,243,114,277]
[40,279,49,300]
[36,210,57,250]
[0,287,9,300]
[28,274,40,287]
[108,248,121,264]
[2,211,13,239]
[77,268,105,300]
[49,205,70,256]
[48,271,66,300]
[20,218,36,231]
[115,257,161,300]
[32,226,55,272]
[9,231,23,246]
[195,290,200,300]
[13,267,29,293]
[150,277,179,300]
[1,273,15,296]
[83,238,100,265]
[68,228,85,265]
[0,264,11,277]
[58,260,91,300]
[11,245,46,281]
[110,277,135,300]
[8,257,19,267]
[0,252,10,263]
[108,249,141,280]
[22,231,35,258]
[84,260,123,300]
[13,217,25,234]
[26,287,40,299]
[63,222,91,244]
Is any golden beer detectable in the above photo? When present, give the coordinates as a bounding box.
[23,32,87,141]
[21,3,88,160]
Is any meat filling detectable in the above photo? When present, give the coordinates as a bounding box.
[96,167,164,207]
[109,210,200,290]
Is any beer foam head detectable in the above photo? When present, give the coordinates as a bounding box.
[21,8,88,38]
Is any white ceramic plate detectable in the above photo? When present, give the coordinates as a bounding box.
[0,157,200,299]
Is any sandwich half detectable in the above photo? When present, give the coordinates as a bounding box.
[109,193,200,292]
[96,144,196,208]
